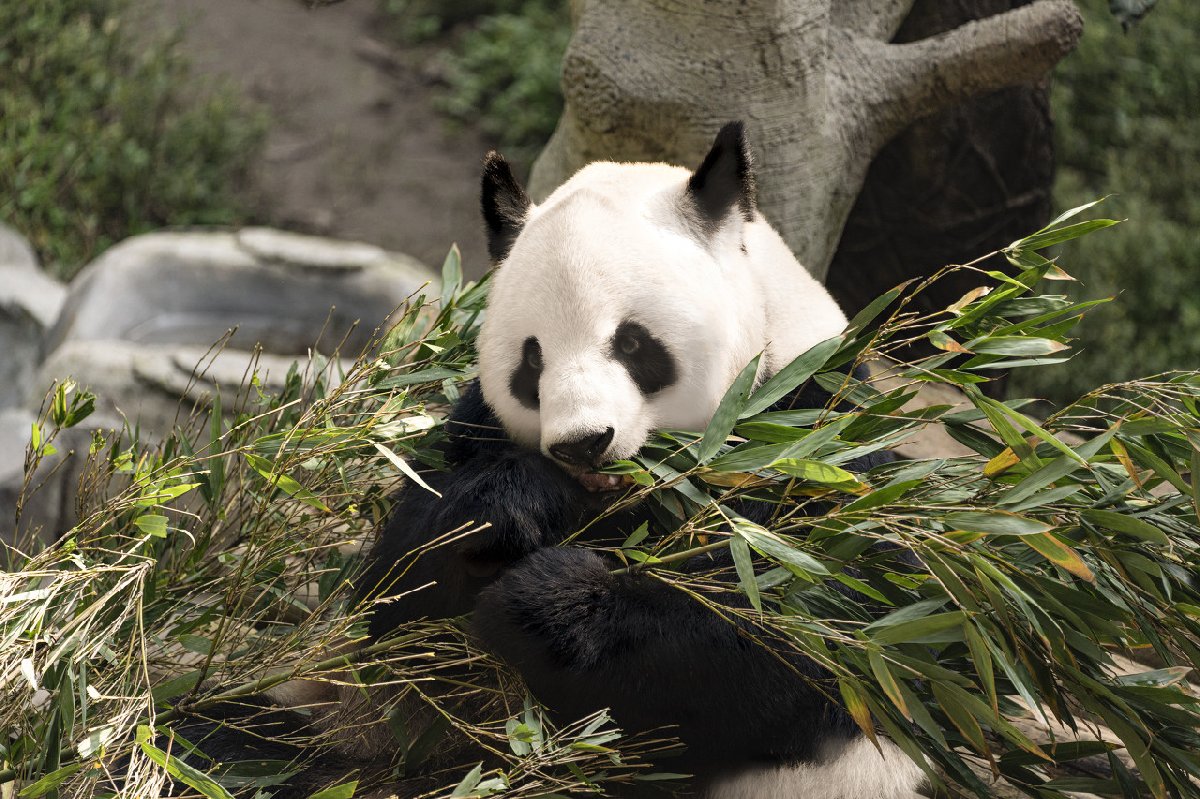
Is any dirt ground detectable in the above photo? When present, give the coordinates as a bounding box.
[141,0,495,278]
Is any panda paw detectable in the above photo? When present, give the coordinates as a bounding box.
[430,448,590,564]
[473,547,618,670]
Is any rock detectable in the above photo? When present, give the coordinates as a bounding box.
[0,408,32,487]
[0,228,68,409]
[47,229,436,359]
[0,221,38,270]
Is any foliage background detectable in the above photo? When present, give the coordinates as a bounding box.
[0,0,265,279]
[1009,0,1200,405]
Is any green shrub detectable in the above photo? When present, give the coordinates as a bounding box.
[379,0,569,159]
[1010,0,1200,404]
[0,0,266,279]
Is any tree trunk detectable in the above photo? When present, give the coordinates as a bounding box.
[529,0,1082,281]
[827,0,1057,321]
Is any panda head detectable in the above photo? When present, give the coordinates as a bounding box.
[476,123,835,485]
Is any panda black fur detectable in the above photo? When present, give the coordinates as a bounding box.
[172,124,925,798]
[358,123,925,798]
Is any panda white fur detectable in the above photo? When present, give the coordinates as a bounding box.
[181,124,926,799]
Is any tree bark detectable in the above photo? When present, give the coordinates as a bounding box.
[529,0,1082,281]
[827,0,1057,389]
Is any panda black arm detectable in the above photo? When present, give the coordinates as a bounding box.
[472,548,855,768]
[359,383,594,635]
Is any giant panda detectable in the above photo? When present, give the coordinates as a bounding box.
[355,122,927,799]
[175,123,926,799]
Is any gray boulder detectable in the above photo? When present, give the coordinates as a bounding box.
[0,221,38,271]
[0,225,67,409]
[47,228,434,358]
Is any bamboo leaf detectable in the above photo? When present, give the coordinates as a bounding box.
[945,510,1052,536]
[931,682,988,753]
[375,443,442,498]
[741,339,840,418]
[1008,218,1118,252]
[136,726,234,799]
[1081,509,1170,546]
[770,458,866,493]
[729,535,761,611]
[309,782,360,799]
[244,453,331,512]
[1023,532,1095,582]
[868,650,911,721]
[731,518,829,578]
[697,355,762,463]
[838,678,878,744]
[867,611,967,646]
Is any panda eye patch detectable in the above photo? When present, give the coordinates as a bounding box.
[509,336,542,410]
[617,333,640,356]
[612,321,676,395]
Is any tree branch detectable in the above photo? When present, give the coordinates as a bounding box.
[846,0,1083,145]
[832,0,917,41]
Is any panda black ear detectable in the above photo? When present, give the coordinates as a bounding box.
[686,121,756,229]
[481,152,531,263]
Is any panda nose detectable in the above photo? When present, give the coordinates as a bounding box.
[549,427,615,468]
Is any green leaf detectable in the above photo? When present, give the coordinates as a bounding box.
[696,355,762,463]
[967,336,1069,357]
[965,625,997,714]
[1008,218,1118,252]
[841,479,922,513]
[244,453,331,512]
[974,390,1086,466]
[868,649,910,721]
[136,726,234,799]
[18,764,85,798]
[729,534,761,611]
[844,282,912,335]
[1081,509,1170,546]
[932,682,988,753]
[151,670,203,703]
[867,611,967,646]
[1023,532,1095,582]
[1037,197,1111,231]
[731,518,829,578]
[621,522,649,549]
[440,244,463,310]
[838,678,878,741]
[770,458,865,492]
[741,338,841,418]
[449,764,483,797]
[134,513,169,537]
[944,510,1052,536]
[308,782,359,799]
